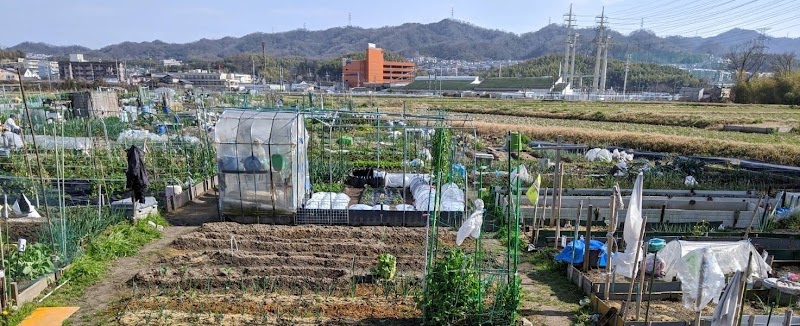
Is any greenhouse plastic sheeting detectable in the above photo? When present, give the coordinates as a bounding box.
[26,135,93,151]
[385,173,410,188]
[214,110,309,217]
[612,173,644,279]
[409,175,435,211]
[305,192,349,210]
[675,247,726,310]
[658,240,771,280]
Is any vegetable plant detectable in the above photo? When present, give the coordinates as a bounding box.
[371,253,396,280]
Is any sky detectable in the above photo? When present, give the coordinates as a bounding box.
[2,0,799,48]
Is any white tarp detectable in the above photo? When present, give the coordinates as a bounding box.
[440,182,465,212]
[658,240,771,280]
[585,148,613,162]
[612,172,644,278]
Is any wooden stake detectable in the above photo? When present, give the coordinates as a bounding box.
[549,136,562,226]
[744,195,764,239]
[554,164,565,247]
[783,309,793,326]
[621,216,648,321]
[570,201,583,278]
[605,188,618,300]
[583,204,593,272]
[635,237,648,320]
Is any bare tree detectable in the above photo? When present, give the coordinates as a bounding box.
[726,40,767,82]
[771,52,796,76]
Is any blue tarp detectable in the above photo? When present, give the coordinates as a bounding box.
[555,238,611,267]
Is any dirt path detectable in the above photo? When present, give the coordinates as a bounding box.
[518,261,582,325]
[67,193,220,325]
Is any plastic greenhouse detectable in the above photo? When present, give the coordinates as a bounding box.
[214,110,310,222]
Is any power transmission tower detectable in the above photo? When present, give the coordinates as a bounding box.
[569,33,579,88]
[563,4,576,83]
[600,36,611,93]
[622,53,631,96]
[348,12,352,26]
[451,7,454,19]
[592,7,606,94]
[640,18,643,30]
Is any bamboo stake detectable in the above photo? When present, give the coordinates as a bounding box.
[535,187,547,247]
[549,136,562,226]
[621,216,648,321]
[605,189,617,300]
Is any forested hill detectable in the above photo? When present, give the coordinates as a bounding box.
[8,19,800,62]
[485,54,706,92]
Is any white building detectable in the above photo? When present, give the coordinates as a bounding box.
[163,59,182,67]
[69,54,86,62]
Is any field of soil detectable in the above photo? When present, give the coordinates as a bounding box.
[110,222,463,325]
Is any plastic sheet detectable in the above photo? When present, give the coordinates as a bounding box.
[658,240,771,280]
[385,173,410,188]
[305,192,349,210]
[612,173,644,278]
[555,238,610,267]
[394,204,415,211]
[456,199,484,246]
[349,204,373,210]
[440,182,465,212]
[711,271,743,326]
[675,247,726,310]
[585,148,613,162]
[510,165,533,186]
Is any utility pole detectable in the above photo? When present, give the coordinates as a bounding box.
[623,53,631,96]
[261,42,267,84]
[592,7,606,94]
[569,33,579,87]
[499,63,502,78]
[563,4,575,83]
[600,36,611,94]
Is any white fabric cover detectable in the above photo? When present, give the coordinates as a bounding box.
[305,192,349,209]
[612,172,644,278]
[349,204,373,210]
[394,204,415,211]
[440,182,465,212]
[658,240,771,280]
[509,165,533,186]
[385,173,410,188]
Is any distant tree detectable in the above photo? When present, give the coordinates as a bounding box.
[771,52,796,76]
[726,40,767,82]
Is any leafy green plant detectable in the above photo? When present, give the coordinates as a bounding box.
[431,128,452,181]
[691,220,710,236]
[3,242,55,282]
[371,253,397,280]
[312,182,343,193]
[420,248,483,325]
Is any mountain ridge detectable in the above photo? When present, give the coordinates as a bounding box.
[7,19,800,62]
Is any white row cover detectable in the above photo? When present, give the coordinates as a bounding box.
[305,192,349,210]
[659,239,771,280]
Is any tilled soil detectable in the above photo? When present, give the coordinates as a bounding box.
[115,222,454,324]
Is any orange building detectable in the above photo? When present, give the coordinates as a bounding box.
[342,44,415,88]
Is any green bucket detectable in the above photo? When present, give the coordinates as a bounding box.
[271,154,285,171]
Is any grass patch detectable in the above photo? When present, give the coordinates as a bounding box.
[524,248,587,325]
[5,214,168,325]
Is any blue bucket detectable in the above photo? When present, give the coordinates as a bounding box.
[156,125,167,135]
